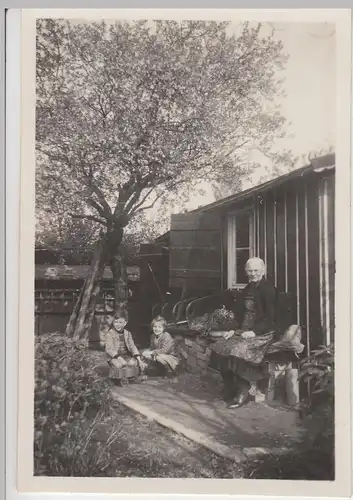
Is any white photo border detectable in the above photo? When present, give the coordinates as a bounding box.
[5,5,352,500]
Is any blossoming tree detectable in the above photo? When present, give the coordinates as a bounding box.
[36,18,290,339]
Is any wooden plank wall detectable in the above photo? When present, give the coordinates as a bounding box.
[306,178,322,349]
[319,174,335,345]
[169,213,222,291]
[253,172,335,350]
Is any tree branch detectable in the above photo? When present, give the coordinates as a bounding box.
[128,187,155,214]
[69,213,107,225]
[124,187,143,214]
[89,183,112,217]
[130,192,164,216]
[114,178,139,215]
[86,198,110,220]
[157,116,203,134]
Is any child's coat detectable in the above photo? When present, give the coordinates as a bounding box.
[144,331,180,372]
[105,328,140,378]
[105,328,140,359]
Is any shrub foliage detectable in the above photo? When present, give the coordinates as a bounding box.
[34,333,119,476]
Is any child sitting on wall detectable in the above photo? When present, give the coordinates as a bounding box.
[142,315,180,378]
[105,307,145,382]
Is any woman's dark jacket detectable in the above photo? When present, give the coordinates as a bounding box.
[230,278,277,335]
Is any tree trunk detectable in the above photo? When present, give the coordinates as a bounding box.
[65,238,106,340]
[82,274,104,343]
[65,284,85,337]
[66,224,126,341]
[73,240,106,340]
[109,252,128,307]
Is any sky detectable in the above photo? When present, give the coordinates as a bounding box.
[182,21,336,211]
[263,22,335,156]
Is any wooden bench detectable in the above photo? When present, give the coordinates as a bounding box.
[162,295,207,335]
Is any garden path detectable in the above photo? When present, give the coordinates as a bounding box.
[111,371,304,462]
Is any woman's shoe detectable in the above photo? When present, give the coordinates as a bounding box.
[227,390,250,409]
[227,396,249,409]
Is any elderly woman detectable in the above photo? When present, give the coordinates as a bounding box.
[217,257,276,409]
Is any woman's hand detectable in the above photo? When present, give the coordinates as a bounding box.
[223,330,235,340]
[241,331,256,339]
[137,357,147,371]
[142,350,152,360]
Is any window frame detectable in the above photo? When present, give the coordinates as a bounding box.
[227,207,256,289]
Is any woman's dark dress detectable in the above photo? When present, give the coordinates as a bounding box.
[230,278,276,335]
[216,277,277,390]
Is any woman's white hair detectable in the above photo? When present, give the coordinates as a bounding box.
[245,257,266,273]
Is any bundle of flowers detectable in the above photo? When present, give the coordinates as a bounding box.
[188,305,237,336]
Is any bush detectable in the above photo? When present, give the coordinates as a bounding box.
[298,343,334,478]
[299,343,334,408]
[34,333,120,476]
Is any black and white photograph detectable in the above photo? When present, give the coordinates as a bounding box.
[12,7,352,496]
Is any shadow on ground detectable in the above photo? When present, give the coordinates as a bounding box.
[111,371,304,451]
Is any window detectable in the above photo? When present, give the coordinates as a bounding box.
[227,210,255,288]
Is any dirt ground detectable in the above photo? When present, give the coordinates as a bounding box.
[96,403,248,478]
[89,349,332,480]
[97,388,331,480]
[90,352,245,477]
[90,351,247,476]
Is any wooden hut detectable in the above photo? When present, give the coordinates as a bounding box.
[34,263,140,335]
[142,153,335,352]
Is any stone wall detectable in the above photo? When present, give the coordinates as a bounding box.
[173,334,215,374]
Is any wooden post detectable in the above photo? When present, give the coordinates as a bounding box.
[267,361,300,406]
[285,362,300,406]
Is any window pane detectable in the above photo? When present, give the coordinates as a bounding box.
[236,248,250,284]
[236,213,250,248]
